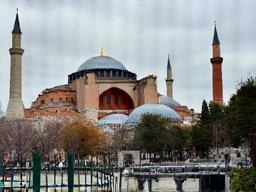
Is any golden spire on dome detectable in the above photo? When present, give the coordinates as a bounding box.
[100,48,105,57]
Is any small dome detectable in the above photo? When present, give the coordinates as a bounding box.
[159,96,181,108]
[78,56,127,72]
[126,104,181,124]
[98,114,128,125]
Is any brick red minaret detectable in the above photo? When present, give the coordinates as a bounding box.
[210,24,223,105]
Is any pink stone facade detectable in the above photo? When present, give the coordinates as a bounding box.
[26,67,159,121]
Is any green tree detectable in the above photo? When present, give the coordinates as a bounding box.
[191,100,212,156]
[134,114,186,158]
[165,125,186,151]
[183,126,194,151]
[134,114,169,153]
[225,77,256,167]
[231,168,256,192]
[201,100,210,125]
[209,101,224,148]
[191,124,211,156]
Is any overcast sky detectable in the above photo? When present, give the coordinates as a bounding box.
[0,0,255,113]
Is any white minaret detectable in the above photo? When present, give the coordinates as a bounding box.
[6,11,25,119]
[166,54,174,99]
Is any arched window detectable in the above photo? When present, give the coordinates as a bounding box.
[40,99,45,105]
[114,96,118,105]
[99,88,134,110]
[106,96,111,104]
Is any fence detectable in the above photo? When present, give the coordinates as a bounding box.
[0,152,115,192]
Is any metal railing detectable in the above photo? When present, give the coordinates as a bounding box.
[0,152,115,192]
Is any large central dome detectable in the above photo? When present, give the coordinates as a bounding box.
[77,56,127,72]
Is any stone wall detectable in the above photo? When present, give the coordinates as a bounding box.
[135,75,159,106]
[31,90,76,109]
[25,107,81,119]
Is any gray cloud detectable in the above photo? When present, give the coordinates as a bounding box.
[0,0,256,112]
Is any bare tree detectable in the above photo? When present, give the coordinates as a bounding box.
[0,119,12,153]
[0,115,90,163]
[0,119,36,164]
[33,121,62,162]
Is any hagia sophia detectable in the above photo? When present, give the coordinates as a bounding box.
[4,12,224,127]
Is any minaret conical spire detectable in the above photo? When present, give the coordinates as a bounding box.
[166,54,174,99]
[167,54,171,69]
[12,9,22,34]
[212,22,220,45]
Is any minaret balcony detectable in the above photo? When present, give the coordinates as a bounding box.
[210,57,223,63]
[9,48,24,55]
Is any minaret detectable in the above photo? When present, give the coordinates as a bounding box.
[6,10,25,119]
[166,54,174,99]
[210,22,223,105]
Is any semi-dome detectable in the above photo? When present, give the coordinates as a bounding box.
[98,114,128,125]
[159,96,181,108]
[126,104,181,124]
[78,56,127,72]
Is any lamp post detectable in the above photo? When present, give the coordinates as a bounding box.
[224,148,230,171]
[244,146,249,167]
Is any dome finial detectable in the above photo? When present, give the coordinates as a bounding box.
[100,48,105,57]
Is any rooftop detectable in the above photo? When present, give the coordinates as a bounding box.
[159,96,181,108]
[42,85,75,94]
